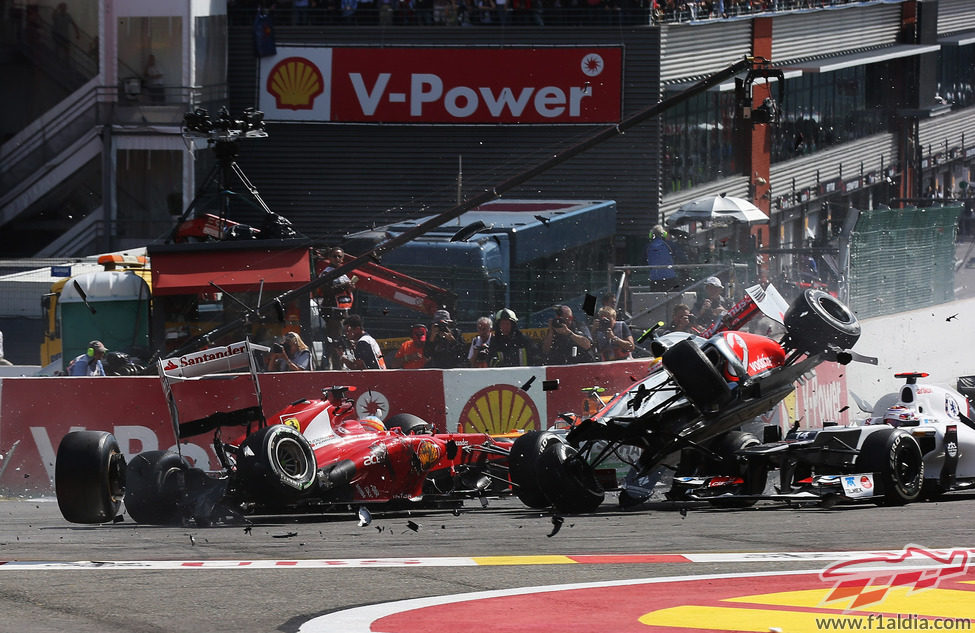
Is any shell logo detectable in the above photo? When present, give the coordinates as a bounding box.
[266,57,325,110]
[460,384,540,434]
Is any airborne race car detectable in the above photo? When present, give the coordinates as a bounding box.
[55,342,512,526]
[507,286,870,514]
[678,371,975,507]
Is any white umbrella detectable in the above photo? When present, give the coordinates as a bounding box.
[667,194,768,226]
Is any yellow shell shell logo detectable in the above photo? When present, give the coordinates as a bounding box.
[266,57,324,110]
[461,385,539,434]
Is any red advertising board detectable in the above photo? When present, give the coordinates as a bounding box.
[0,361,645,494]
[259,46,623,124]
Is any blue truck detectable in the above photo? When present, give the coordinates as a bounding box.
[343,199,617,335]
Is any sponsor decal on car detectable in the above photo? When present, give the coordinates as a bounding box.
[840,473,875,498]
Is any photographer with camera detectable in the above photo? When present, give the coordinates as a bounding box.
[266,331,312,372]
[467,316,494,368]
[542,305,594,365]
[487,309,534,367]
[423,309,466,369]
[593,307,636,361]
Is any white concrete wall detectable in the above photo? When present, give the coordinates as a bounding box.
[845,297,975,406]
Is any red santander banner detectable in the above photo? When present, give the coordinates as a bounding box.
[258,46,623,124]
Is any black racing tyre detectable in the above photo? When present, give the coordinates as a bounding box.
[705,431,766,508]
[386,413,433,435]
[535,442,605,514]
[55,431,126,524]
[508,431,566,508]
[858,428,924,506]
[662,339,732,412]
[124,450,190,525]
[237,425,317,502]
[783,288,860,354]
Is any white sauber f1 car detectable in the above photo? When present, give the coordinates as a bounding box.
[678,371,975,506]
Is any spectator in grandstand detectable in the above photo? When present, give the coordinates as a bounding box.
[646,225,677,291]
[341,0,359,23]
[393,323,428,369]
[666,303,696,333]
[266,331,312,371]
[592,306,636,361]
[423,309,467,369]
[378,0,395,24]
[467,315,494,368]
[542,304,594,364]
[693,276,727,329]
[494,0,510,23]
[488,308,534,367]
[342,314,387,369]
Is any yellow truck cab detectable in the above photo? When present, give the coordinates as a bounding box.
[40,254,151,373]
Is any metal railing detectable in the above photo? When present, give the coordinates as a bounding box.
[611,263,747,328]
[1,83,227,207]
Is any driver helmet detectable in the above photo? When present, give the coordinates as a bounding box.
[359,416,387,433]
[883,405,920,427]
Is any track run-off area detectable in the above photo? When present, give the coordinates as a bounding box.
[3,495,975,632]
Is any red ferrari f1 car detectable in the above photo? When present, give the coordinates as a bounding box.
[54,342,512,526]
[507,286,869,514]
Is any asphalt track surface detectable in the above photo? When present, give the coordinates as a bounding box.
[2,492,975,633]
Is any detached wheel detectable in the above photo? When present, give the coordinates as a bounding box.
[858,428,923,506]
[536,442,605,514]
[784,289,860,353]
[55,431,126,524]
[663,339,732,411]
[124,451,190,525]
[386,413,433,435]
[238,425,317,502]
[508,431,565,508]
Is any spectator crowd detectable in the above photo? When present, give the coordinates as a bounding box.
[232,0,881,28]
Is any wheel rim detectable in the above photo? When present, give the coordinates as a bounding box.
[107,451,126,501]
[274,436,312,481]
[816,293,855,325]
[894,444,922,492]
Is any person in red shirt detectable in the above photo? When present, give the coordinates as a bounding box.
[394,324,428,369]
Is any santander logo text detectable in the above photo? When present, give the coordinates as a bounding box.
[349,73,592,119]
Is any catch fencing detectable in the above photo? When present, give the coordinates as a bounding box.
[844,204,962,319]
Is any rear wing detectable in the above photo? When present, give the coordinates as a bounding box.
[700,283,790,338]
[158,340,270,443]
